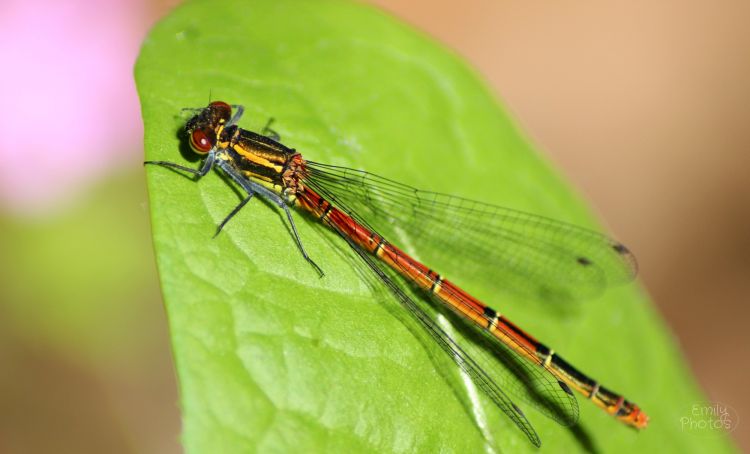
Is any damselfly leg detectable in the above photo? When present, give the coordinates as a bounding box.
[227,104,244,127]
[145,149,324,277]
[261,117,280,141]
[145,150,216,179]
[214,194,254,238]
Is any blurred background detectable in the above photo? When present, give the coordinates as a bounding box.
[0,0,746,452]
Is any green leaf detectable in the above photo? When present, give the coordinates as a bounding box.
[136,0,738,452]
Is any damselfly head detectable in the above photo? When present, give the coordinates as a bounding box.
[184,101,232,154]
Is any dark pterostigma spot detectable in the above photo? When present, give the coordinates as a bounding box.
[612,243,629,255]
[577,256,592,266]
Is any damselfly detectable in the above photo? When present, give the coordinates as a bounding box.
[145,101,649,446]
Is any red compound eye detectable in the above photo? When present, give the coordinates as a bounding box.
[208,101,232,123]
[189,129,214,154]
[209,100,231,111]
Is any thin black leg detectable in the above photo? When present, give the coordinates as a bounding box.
[145,152,215,179]
[215,158,325,277]
[227,105,245,127]
[282,203,324,277]
[214,194,254,238]
[144,160,202,176]
[261,117,281,142]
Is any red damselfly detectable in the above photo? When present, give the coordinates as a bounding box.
[145,101,649,447]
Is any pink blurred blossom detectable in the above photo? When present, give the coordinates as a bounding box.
[0,0,153,214]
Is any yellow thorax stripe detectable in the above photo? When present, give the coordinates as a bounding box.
[233,145,284,172]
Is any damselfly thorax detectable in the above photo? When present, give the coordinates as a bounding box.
[183,101,312,205]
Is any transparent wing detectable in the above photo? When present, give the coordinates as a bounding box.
[335,226,545,447]
[432,268,580,428]
[306,177,583,444]
[304,162,637,304]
